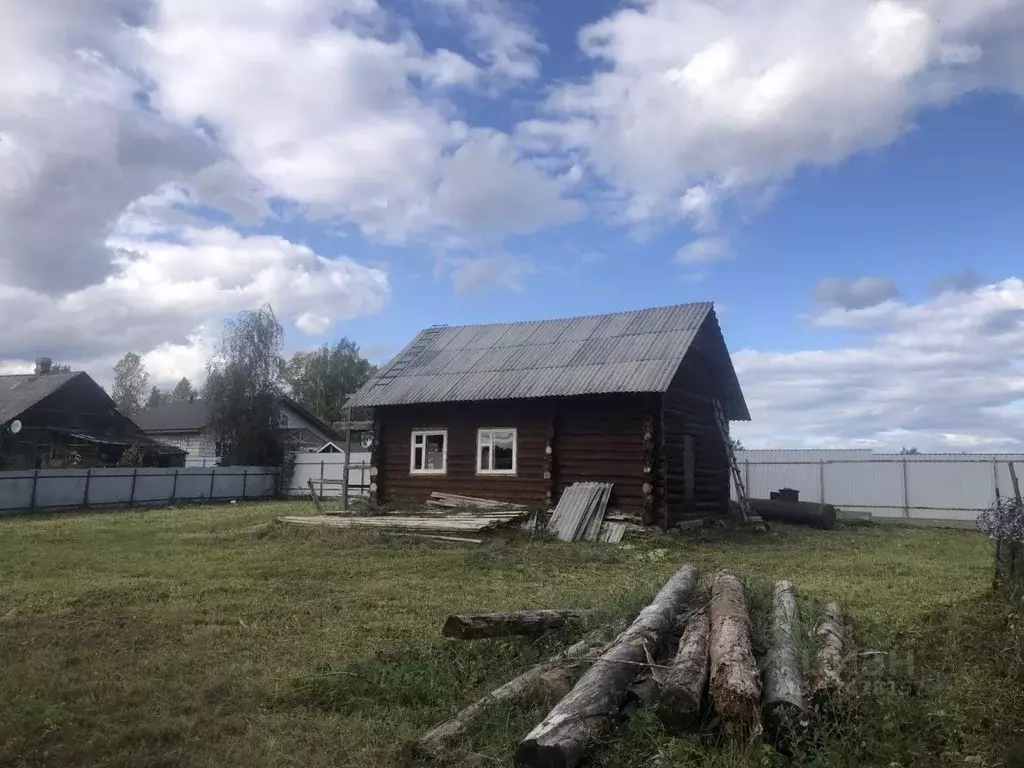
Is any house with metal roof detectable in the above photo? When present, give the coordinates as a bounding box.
[346,302,749,525]
[134,396,343,467]
[0,364,184,470]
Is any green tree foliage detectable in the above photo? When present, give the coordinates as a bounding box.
[204,304,286,466]
[112,352,149,416]
[282,339,376,423]
[170,377,198,402]
[146,386,171,410]
[730,438,745,452]
[899,446,920,455]
[50,362,72,373]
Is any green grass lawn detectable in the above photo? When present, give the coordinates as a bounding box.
[1,501,1020,767]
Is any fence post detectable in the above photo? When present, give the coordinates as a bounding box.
[342,426,353,511]
[83,468,92,507]
[129,466,138,507]
[242,468,248,499]
[819,460,826,503]
[901,458,909,519]
[30,469,39,512]
[171,468,179,503]
[209,468,216,499]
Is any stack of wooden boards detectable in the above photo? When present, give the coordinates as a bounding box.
[425,492,528,511]
[278,504,528,544]
[414,567,853,766]
[546,482,625,543]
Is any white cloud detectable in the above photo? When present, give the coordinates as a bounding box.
[0,1,220,293]
[142,328,218,389]
[433,130,582,236]
[530,0,1024,224]
[426,0,544,82]
[450,256,535,295]
[676,236,732,265]
[0,0,575,385]
[0,224,390,383]
[733,278,1024,451]
[679,185,718,232]
[134,0,573,241]
[296,313,333,335]
[812,276,900,310]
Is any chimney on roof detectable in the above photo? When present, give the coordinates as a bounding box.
[34,357,52,375]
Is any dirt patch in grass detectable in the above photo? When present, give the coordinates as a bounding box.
[0,503,1012,767]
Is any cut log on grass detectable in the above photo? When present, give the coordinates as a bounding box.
[748,499,837,529]
[442,609,580,639]
[415,623,625,760]
[809,603,848,699]
[709,570,761,733]
[515,564,699,768]
[763,581,805,730]
[659,609,711,729]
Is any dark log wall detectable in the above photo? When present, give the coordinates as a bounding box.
[376,400,550,507]
[375,393,657,513]
[663,339,732,522]
[553,394,656,517]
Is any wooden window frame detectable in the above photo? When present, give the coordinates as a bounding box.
[476,428,518,475]
[410,429,448,475]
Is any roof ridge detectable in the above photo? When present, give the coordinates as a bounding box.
[411,300,714,335]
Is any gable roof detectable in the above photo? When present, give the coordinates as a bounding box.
[133,395,342,440]
[347,302,749,419]
[0,372,83,425]
[132,400,209,433]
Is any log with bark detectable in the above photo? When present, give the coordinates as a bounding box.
[763,581,805,731]
[515,565,699,768]
[809,603,849,700]
[709,570,761,733]
[414,623,625,760]
[442,609,580,639]
[658,608,711,729]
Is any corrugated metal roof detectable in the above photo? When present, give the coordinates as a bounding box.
[348,302,749,418]
[0,372,82,425]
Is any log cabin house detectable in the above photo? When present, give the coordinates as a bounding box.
[346,302,749,526]
[0,365,185,470]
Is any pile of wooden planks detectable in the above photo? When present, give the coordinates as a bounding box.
[547,482,624,543]
[279,508,528,541]
[425,492,528,510]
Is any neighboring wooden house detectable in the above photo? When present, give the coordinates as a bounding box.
[346,302,749,526]
[134,396,342,466]
[0,369,185,470]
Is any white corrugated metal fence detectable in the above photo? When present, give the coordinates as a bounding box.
[732,450,1024,525]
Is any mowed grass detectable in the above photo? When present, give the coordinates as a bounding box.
[0,501,1019,767]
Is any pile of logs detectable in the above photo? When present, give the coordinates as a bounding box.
[415,567,853,766]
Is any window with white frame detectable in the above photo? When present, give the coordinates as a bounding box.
[410,430,447,474]
[477,428,517,474]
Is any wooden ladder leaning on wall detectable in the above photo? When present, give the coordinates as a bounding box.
[713,399,766,529]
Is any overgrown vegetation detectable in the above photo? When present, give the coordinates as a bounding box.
[281,338,376,424]
[111,351,149,416]
[0,503,1019,768]
[204,304,289,467]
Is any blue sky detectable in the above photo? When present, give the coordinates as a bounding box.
[2,0,1024,450]
[278,90,1024,360]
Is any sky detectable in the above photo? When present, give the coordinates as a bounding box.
[2,0,1023,451]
